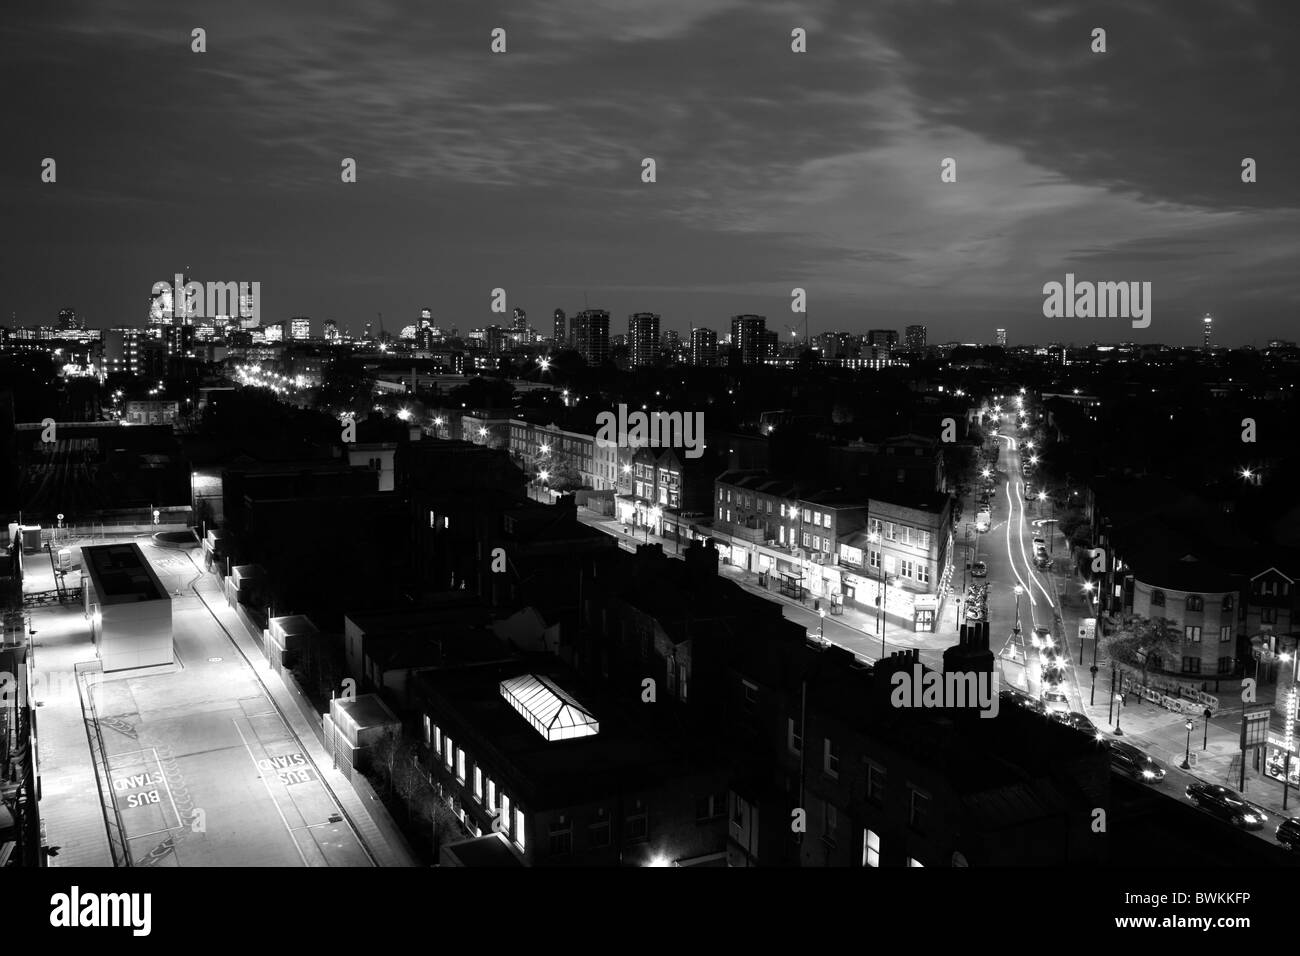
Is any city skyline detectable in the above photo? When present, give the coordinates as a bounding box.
[3,0,1297,345]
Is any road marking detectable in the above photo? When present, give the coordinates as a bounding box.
[232,717,309,867]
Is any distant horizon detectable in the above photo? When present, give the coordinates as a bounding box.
[4,2,1296,348]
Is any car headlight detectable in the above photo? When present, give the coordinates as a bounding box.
[1242,814,1258,823]
[1142,770,1156,779]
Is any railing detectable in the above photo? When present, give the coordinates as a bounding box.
[75,661,132,867]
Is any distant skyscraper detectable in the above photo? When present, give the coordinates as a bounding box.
[264,322,285,343]
[690,327,718,367]
[995,328,1007,346]
[866,329,898,364]
[553,309,566,346]
[289,317,311,340]
[662,329,681,351]
[58,308,80,330]
[729,314,767,366]
[1202,313,1213,349]
[512,307,528,333]
[571,309,611,365]
[628,312,661,367]
[905,324,927,351]
[239,289,259,329]
[421,308,433,323]
[323,320,339,342]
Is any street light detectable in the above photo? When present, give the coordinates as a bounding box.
[1181,718,1194,770]
[818,608,826,642]
[867,531,883,639]
[1012,584,1023,635]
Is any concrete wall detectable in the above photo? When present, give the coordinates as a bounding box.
[100,596,173,672]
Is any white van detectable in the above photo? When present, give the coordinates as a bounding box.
[975,509,991,532]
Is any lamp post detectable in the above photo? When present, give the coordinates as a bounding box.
[536,469,549,502]
[1080,582,1095,664]
[818,608,826,643]
[1180,718,1193,770]
[647,506,662,544]
[867,531,882,637]
[1112,664,1125,736]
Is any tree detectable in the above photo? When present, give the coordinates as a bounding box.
[1107,615,1183,686]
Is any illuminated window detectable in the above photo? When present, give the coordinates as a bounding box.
[486,777,496,809]
[473,766,482,801]
[908,857,924,868]
[422,715,431,745]
[444,736,454,770]
[432,725,442,757]
[863,829,880,867]
[455,748,466,783]
[514,808,526,849]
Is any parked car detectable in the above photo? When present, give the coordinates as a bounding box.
[1185,783,1268,829]
[1277,817,1300,851]
[971,561,987,578]
[1107,741,1166,782]
[1053,711,1101,738]
[1000,688,1047,716]
[1035,554,1052,570]
[1041,690,1070,715]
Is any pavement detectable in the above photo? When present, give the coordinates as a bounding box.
[21,533,417,867]
[990,420,1300,848]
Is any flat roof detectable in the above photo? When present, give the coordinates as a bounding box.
[82,543,169,604]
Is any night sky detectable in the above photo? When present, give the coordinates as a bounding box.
[3,0,1296,345]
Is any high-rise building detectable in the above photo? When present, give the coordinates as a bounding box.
[290,317,312,340]
[323,320,339,342]
[662,329,681,351]
[1202,313,1213,349]
[729,314,767,366]
[264,322,285,343]
[512,307,528,333]
[553,309,566,346]
[58,308,81,330]
[760,329,778,363]
[571,309,611,365]
[866,329,898,364]
[995,328,1007,346]
[905,324,927,351]
[239,289,259,329]
[690,327,718,367]
[102,328,141,376]
[628,312,661,367]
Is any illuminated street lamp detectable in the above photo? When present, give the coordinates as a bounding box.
[1012,584,1023,635]
[1181,718,1194,770]
[818,608,826,642]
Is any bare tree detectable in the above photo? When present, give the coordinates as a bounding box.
[1108,615,1183,687]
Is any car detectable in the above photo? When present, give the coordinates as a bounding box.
[1000,688,1047,716]
[971,561,987,578]
[1041,663,1066,686]
[1035,554,1052,570]
[1033,536,1046,550]
[1041,690,1070,715]
[1185,783,1268,830]
[1277,818,1300,851]
[1054,711,1100,737]
[1106,741,1165,782]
